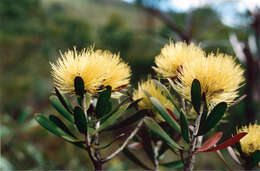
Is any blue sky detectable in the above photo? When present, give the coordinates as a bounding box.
[123,0,260,26]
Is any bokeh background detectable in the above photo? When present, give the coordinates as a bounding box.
[1,0,260,170]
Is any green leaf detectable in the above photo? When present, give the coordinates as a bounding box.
[34,114,77,142]
[74,106,87,134]
[152,79,180,118]
[180,112,189,143]
[127,98,142,110]
[77,96,83,107]
[49,96,74,123]
[95,86,112,118]
[144,117,182,150]
[18,107,32,123]
[70,142,86,149]
[103,109,146,131]
[191,79,201,114]
[248,150,260,168]
[49,115,75,138]
[198,95,208,133]
[74,76,85,96]
[199,102,227,135]
[55,87,73,113]
[100,96,129,124]
[150,97,181,133]
[92,103,130,134]
[123,148,150,170]
[160,160,184,168]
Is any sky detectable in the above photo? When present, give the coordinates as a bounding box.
[169,0,260,12]
[123,0,260,26]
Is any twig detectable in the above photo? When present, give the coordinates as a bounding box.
[93,133,125,150]
[83,95,90,147]
[184,104,204,171]
[101,118,145,163]
[229,94,247,107]
[139,5,190,42]
[83,95,101,170]
[94,121,101,160]
[154,141,162,171]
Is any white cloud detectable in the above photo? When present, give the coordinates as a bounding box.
[170,0,209,11]
[237,0,260,12]
[170,0,260,12]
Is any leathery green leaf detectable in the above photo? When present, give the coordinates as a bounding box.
[74,106,87,134]
[49,96,74,123]
[34,113,77,142]
[191,79,202,114]
[150,97,181,133]
[180,112,189,143]
[144,117,182,150]
[95,86,112,118]
[199,102,227,135]
[92,103,130,134]
[74,76,85,97]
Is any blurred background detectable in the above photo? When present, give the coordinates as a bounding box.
[1,0,260,170]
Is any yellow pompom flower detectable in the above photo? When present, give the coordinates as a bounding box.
[172,53,245,107]
[153,41,205,79]
[237,123,260,155]
[50,47,131,94]
[94,50,131,91]
[50,48,106,94]
[133,78,174,121]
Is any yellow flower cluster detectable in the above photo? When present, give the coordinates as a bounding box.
[51,47,131,94]
[133,78,174,121]
[237,123,260,155]
[153,41,245,107]
[153,41,205,79]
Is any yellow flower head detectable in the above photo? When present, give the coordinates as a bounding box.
[94,50,131,91]
[50,47,131,94]
[133,78,174,121]
[172,53,245,107]
[50,48,106,94]
[153,41,205,78]
[237,122,260,155]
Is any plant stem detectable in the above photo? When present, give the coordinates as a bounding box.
[154,141,162,171]
[83,95,102,170]
[184,103,203,171]
[101,118,144,163]
[94,121,101,160]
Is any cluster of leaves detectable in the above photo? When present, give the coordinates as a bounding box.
[34,77,147,169]
[121,79,251,169]
[34,77,259,170]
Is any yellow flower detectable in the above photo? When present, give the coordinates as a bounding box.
[50,48,106,94]
[172,53,245,107]
[94,50,131,91]
[133,78,174,121]
[237,123,260,155]
[50,47,131,94]
[153,41,205,78]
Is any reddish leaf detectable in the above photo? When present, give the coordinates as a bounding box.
[166,108,178,122]
[196,132,223,153]
[204,132,247,152]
